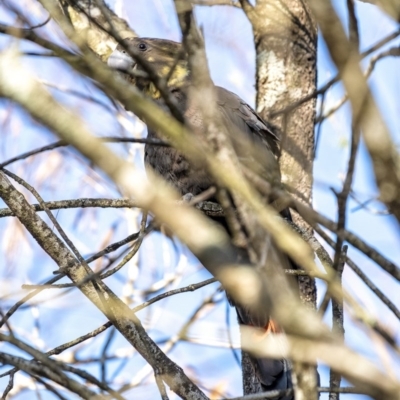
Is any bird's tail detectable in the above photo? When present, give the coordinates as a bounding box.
[236,311,294,400]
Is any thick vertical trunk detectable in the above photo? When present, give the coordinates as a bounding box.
[241,0,318,398]
[252,0,316,245]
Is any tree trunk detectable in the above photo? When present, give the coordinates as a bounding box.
[241,0,318,398]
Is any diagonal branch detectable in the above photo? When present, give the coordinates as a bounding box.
[308,0,400,225]
[0,172,208,400]
[0,22,398,399]
[241,330,400,400]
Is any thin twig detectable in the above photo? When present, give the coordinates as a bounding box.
[0,346,95,399]
[131,277,217,313]
[192,0,241,6]
[0,277,217,381]
[22,221,150,290]
[40,79,116,113]
[1,369,15,399]
[271,29,400,118]
[317,46,400,123]
[221,386,369,399]
[0,136,168,169]
[332,125,361,270]
[28,14,51,30]
[0,171,207,400]
[33,377,68,400]
[314,229,398,348]
[3,168,88,267]
[270,186,400,281]
[88,0,185,122]
[241,170,400,282]
[217,188,248,248]
[314,91,327,158]
[100,327,116,385]
[349,191,389,215]
[315,225,400,321]
[225,299,241,368]
[115,288,222,395]
[329,245,347,400]
[155,373,169,400]
[0,198,139,219]
[0,231,140,328]
[347,0,359,49]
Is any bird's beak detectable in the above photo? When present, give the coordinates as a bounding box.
[107,49,135,72]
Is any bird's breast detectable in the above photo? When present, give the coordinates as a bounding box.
[144,137,212,197]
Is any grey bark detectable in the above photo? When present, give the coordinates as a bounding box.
[240,0,318,398]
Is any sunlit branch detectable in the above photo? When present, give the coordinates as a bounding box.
[308,0,400,224]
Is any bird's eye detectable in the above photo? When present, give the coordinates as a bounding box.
[138,43,147,51]
[121,50,127,54]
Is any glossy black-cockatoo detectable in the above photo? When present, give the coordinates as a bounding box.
[108,37,295,399]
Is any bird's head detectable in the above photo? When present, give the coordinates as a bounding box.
[107,37,189,96]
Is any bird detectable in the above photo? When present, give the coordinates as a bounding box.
[108,37,295,399]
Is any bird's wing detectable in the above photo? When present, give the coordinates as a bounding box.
[215,86,280,157]
[214,87,296,398]
[214,85,282,188]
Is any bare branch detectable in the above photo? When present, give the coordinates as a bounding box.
[192,0,241,6]
[308,0,400,224]
[0,333,98,399]
[329,246,347,400]
[0,170,207,399]
[3,168,87,267]
[272,29,400,118]
[241,330,400,400]
[317,46,400,123]
[55,0,135,60]
[0,137,168,169]
[315,225,400,321]
[0,198,138,219]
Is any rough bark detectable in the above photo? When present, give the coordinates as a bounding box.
[252,0,317,305]
[58,0,135,60]
[240,0,318,398]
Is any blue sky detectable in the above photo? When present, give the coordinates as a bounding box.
[0,1,399,399]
